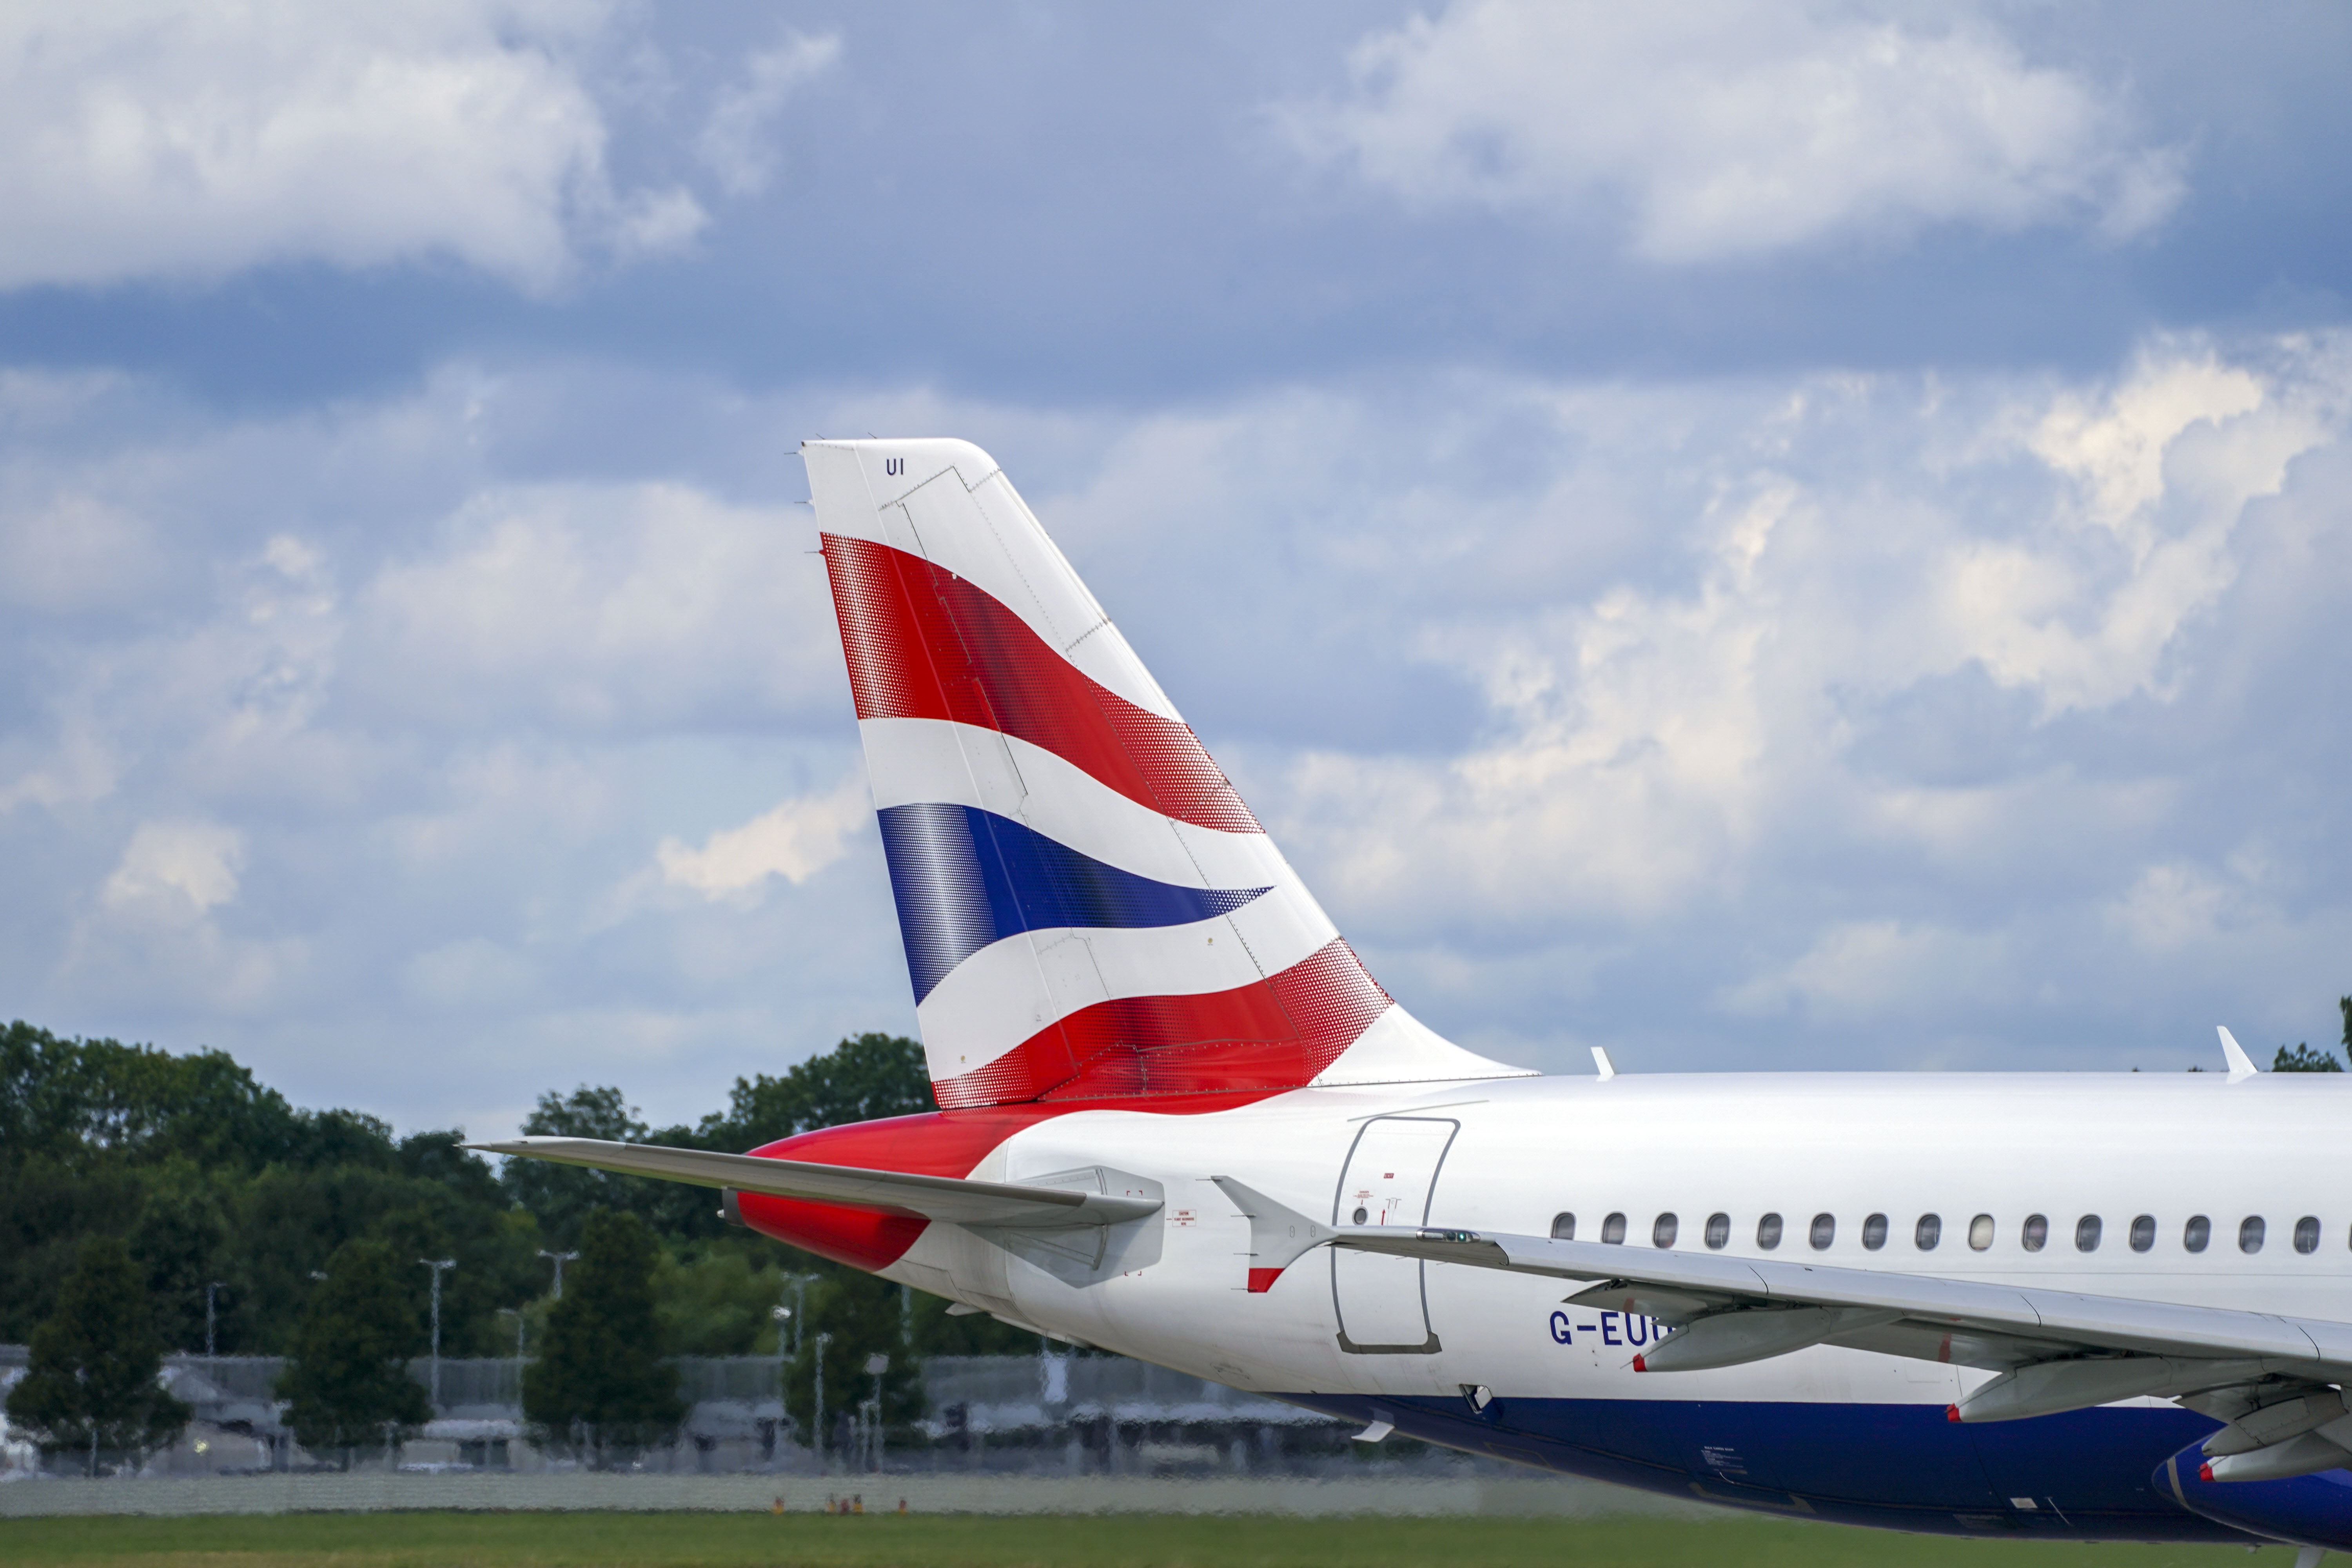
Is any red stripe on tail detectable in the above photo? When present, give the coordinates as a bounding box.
[821,534,1259,834]
[931,938,1392,1109]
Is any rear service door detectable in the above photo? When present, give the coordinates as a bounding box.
[1330,1116,1457,1354]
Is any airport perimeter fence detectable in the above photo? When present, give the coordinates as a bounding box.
[0,1347,1488,1486]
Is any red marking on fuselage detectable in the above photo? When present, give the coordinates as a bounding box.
[729,1091,1286,1270]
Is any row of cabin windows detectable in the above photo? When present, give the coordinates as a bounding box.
[1549,1210,2331,1256]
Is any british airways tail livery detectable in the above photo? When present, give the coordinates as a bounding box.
[483,439,2352,1555]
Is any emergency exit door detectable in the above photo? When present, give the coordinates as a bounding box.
[1330,1116,1457,1354]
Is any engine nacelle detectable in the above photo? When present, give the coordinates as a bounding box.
[2157,1443,2352,1552]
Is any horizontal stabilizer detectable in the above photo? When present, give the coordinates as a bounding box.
[471,1136,1159,1230]
[1211,1175,1335,1291]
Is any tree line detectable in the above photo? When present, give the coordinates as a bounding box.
[0,1021,1037,1472]
[9,1003,2348,1472]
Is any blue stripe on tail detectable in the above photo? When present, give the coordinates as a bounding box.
[877,803,1270,1003]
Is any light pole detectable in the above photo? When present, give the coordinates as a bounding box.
[538,1249,579,1298]
[864,1353,890,1473]
[419,1258,456,1410]
[769,1304,791,1469]
[497,1307,525,1359]
[790,1273,813,1357]
[812,1331,832,1470]
[204,1281,226,1357]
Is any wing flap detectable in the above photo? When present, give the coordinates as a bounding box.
[471,1136,1160,1230]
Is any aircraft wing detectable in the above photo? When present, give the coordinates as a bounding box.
[1210,1176,2352,1430]
[472,1136,1160,1230]
[1338,1223,2352,1422]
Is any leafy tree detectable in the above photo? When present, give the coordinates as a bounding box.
[655,1247,791,1357]
[0,1153,144,1344]
[702,1034,933,1151]
[127,1160,234,1352]
[276,1239,432,1469]
[505,1035,934,1249]
[2273,1042,2345,1073]
[501,1085,649,1244]
[499,1087,719,1247]
[0,1021,396,1177]
[5,1235,191,1473]
[523,1209,683,1467]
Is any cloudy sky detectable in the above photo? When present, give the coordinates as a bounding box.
[4,1,2349,1140]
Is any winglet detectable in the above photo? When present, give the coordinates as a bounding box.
[1592,1046,1617,1082]
[1211,1176,1330,1293]
[2218,1027,2257,1083]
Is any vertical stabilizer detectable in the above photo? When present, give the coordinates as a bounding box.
[804,438,1529,1108]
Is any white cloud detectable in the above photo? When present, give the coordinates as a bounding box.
[74,818,299,1014]
[348,481,834,731]
[696,31,841,197]
[1288,0,2184,261]
[1717,918,2011,1022]
[656,777,870,901]
[0,719,116,814]
[102,819,244,918]
[0,492,164,611]
[1256,338,2344,948]
[0,0,703,292]
[1955,346,2331,714]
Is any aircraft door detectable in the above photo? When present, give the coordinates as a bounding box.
[1330,1116,1457,1354]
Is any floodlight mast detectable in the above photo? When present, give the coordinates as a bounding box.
[420,1258,457,1408]
[538,1248,579,1298]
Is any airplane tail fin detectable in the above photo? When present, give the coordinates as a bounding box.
[802,438,1528,1109]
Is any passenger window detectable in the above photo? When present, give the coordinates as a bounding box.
[2021,1214,2049,1252]
[2294,1216,2320,1254]
[1551,1212,1575,1241]
[1602,1212,1628,1245]
[1861,1213,1888,1250]
[1757,1212,1784,1250]
[1653,1213,1679,1248]
[2129,1215,2155,1252]
[1704,1212,1730,1250]
[2075,1215,2102,1252]
[1915,1213,1942,1250]
[2240,1216,2265,1254]
[1809,1213,1836,1250]
[2184,1215,2210,1253]
[1967,1214,1994,1251]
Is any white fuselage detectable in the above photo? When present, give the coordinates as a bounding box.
[883,1070,2352,1413]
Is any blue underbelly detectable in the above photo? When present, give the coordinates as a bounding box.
[1278,1392,2254,1543]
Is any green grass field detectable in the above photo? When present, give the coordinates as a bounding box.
[0,1512,2294,1568]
